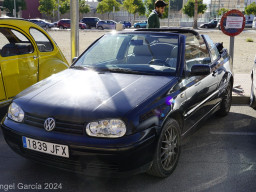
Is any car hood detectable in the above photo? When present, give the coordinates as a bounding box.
[16,69,176,122]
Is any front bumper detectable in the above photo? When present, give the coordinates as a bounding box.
[1,117,157,177]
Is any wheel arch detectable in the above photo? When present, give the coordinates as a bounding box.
[160,110,184,134]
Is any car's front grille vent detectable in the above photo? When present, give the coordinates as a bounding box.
[24,114,84,135]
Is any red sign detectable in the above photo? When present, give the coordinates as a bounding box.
[220,9,245,37]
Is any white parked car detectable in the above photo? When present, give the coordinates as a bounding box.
[252,17,256,29]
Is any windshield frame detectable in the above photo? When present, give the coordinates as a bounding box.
[72,31,183,76]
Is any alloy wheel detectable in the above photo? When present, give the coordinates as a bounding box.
[160,125,179,171]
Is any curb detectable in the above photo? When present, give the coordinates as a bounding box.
[232,95,249,104]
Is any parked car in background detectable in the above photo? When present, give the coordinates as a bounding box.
[200,19,218,28]
[245,20,253,28]
[29,19,54,29]
[57,19,86,29]
[119,21,131,28]
[53,21,58,27]
[0,18,69,109]
[217,21,221,30]
[134,21,147,28]
[252,17,256,29]
[96,20,123,30]
[81,17,100,29]
[1,28,233,178]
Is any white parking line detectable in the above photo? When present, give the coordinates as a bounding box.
[210,131,256,136]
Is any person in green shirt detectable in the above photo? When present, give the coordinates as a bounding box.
[147,0,168,28]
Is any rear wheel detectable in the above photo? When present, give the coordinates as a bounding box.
[147,118,181,178]
[135,25,140,28]
[59,26,64,29]
[216,81,232,116]
[97,26,103,30]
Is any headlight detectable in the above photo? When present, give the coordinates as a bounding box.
[8,102,24,123]
[86,119,126,138]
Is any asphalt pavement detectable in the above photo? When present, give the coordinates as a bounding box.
[0,105,255,192]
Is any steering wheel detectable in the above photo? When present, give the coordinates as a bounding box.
[148,59,169,67]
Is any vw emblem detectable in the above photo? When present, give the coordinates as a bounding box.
[44,117,56,132]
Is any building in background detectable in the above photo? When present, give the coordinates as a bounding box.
[209,0,246,18]
[245,0,256,6]
[22,0,41,19]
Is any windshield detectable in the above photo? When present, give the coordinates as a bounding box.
[74,32,179,76]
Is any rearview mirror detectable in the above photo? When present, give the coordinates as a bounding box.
[190,64,211,76]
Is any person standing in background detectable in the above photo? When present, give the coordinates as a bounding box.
[147,0,168,28]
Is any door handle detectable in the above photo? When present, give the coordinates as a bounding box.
[33,56,38,60]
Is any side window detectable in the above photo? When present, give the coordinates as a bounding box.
[30,28,53,52]
[185,35,211,71]
[0,32,10,54]
[0,28,33,57]
[203,35,220,62]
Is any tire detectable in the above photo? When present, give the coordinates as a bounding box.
[59,26,64,29]
[135,25,140,28]
[216,81,232,116]
[97,26,103,30]
[147,118,181,178]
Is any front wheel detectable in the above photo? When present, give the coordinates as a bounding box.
[216,81,232,116]
[147,118,181,178]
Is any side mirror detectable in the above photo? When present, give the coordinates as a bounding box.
[190,64,211,76]
[72,57,78,63]
[215,42,223,54]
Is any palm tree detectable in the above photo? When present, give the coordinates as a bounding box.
[193,0,198,29]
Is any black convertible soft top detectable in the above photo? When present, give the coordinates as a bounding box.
[135,28,199,37]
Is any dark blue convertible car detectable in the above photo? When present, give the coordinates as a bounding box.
[1,28,233,178]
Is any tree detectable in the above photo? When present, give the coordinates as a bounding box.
[183,0,207,28]
[3,0,26,17]
[96,0,121,19]
[123,0,145,22]
[59,0,70,15]
[245,2,256,15]
[39,0,56,16]
[217,8,229,16]
[193,0,198,29]
[79,0,90,15]
[98,0,123,4]
[123,0,136,21]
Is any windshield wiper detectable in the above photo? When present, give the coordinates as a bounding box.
[107,68,153,75]
[70,66,89,70]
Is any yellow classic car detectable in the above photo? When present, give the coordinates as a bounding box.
[0,18,69,108]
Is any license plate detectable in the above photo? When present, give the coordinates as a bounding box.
[22,136,69,158]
